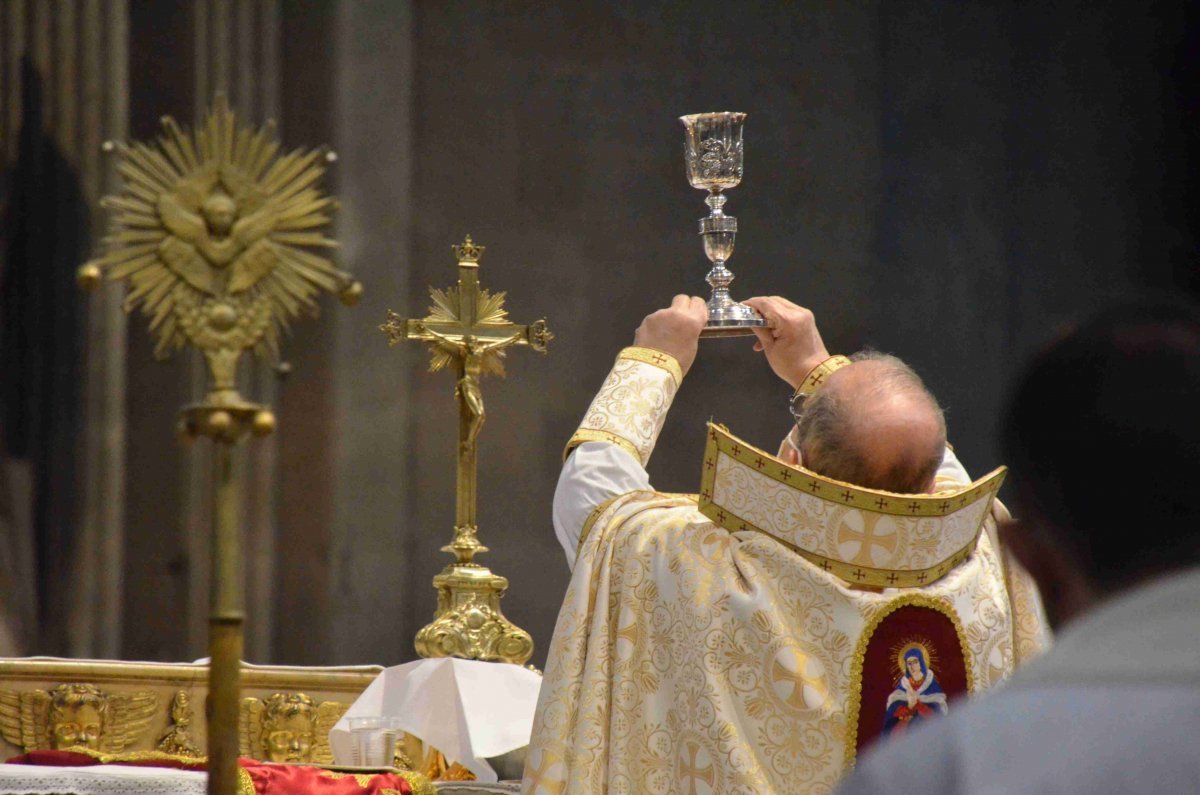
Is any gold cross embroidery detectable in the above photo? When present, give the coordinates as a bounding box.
[771,647,828,710]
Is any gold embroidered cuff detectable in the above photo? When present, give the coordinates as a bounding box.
[614,345,683,386]
[795,355,852,397]
[564,347,683,465]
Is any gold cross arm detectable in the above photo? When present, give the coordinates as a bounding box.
[402,317,551,352]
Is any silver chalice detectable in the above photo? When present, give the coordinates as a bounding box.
[681,111,766,337]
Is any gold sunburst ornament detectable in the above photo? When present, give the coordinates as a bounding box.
[79,94,361,437]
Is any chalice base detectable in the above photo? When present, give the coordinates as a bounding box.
[700,300,767,338]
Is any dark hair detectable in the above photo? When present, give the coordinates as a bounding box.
[1000,298,1200,590]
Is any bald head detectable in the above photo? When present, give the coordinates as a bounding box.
[795,353,946,493]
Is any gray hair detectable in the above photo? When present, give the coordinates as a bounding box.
[795,351,946,493]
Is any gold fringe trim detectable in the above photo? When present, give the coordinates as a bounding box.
[396,768,437,795]
[238,767,256,795]
[51,746,206,767]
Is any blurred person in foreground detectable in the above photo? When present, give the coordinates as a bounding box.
[523,296,1049,794]
[838,298,1200,794]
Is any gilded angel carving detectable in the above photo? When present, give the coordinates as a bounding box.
[0,684,158,754]
[239,692,349,764]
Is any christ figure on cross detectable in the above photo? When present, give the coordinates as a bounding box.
[421,327,524,454]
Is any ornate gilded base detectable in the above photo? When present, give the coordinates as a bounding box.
[414,564,533,666]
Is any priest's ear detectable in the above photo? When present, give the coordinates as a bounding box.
[998,514,1098,633]
[778,427,801,466]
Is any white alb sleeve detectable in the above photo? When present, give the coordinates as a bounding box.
[553,442,650,569]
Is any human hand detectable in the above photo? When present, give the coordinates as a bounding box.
[633,295,708,376]
[743,296,830,389]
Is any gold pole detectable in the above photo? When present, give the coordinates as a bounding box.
[76,97,360,793]
[207,441,242,795]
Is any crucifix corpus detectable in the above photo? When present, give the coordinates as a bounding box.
[381,235,552,665]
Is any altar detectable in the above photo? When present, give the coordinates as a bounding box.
[0,656,533,793]
[0,764,520,795]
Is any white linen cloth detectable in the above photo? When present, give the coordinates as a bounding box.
[0,763,205,795]
[837,566,1200,794]
[329,658,541,782]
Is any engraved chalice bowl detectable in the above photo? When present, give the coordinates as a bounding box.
[681,111,766,337]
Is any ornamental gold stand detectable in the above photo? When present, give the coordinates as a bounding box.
[382,237,551,666]
[78,96,359,794]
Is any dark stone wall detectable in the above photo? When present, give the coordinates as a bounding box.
[401,0,1196,668]
[6,0,1193,667]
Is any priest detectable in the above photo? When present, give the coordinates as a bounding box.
[523,295,1049,794]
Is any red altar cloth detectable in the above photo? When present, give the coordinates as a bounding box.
[8,749,433,794]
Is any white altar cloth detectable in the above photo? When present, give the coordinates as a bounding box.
[0,763,205,795]
[330,658,541,783]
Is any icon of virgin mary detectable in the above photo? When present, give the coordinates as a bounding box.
[882,644,947,736]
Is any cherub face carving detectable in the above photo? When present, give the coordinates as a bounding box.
[48,684,107,750]
[261,693,316,763]
[201,192,237,238]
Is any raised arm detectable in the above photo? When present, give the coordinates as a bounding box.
[553,296,706,565]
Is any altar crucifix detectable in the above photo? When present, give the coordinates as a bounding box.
[381,236,552,664]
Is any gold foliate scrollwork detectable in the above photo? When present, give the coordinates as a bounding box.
[0,684,158,754]
[157,690,201,757]
[413,567,534,665]
[238,692,349,764]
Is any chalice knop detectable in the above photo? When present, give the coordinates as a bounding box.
[681,111,766,337]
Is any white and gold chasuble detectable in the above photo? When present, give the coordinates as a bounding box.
[524,349,1049,795]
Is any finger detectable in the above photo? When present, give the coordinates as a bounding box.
[671,294,691,309]
[689,296,709,320]
[745,297,781,329]
[746,295,781,315]
[751,327,774,350]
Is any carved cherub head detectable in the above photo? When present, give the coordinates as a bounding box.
[201,191,238,238]
[261,693,316,763]
[48,684,107,750]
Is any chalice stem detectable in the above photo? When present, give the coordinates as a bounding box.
[208,442,243,795]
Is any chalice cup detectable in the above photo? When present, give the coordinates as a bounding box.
[681,111,767,337]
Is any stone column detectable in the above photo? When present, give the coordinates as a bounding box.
[0,0,130,658]
[327,1,416,663]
